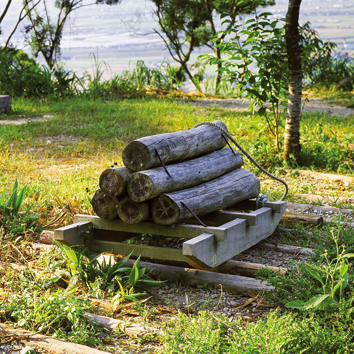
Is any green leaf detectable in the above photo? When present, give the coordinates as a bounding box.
[307,267,324,286]
[285,300,305,311]
[303,294,331,310]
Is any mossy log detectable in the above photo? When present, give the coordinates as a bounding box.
[122,120,228,172]
[151,168,260,225]
[99,166,133,196]
[117,196,149,224]
[92,189,119,220]
[127,148,243,202]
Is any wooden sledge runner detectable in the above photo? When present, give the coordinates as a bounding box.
[54,199,286,268]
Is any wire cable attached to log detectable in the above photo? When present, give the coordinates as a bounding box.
[193,121,289,201]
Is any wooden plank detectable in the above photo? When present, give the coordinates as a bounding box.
[281,212,323,225]
[54,221,93,246]
[122,120,228,171]
[127,148,243,202]
[74,214,229,241]
[182,203,287,267]
[86,239,191,263]
[227,199,286,214]
[152,168,260,225]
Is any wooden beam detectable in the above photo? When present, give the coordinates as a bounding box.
[295,170,354,185]
[54,221,93,246]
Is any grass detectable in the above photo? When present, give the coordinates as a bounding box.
[0,94,354,352]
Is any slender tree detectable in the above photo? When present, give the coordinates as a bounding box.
[283,0,302,162]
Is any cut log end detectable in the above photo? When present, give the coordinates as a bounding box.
[122,141,152,172]
[117,196,149,224]
[151,194,180,225]
[128,173,154,202]
[92,189,119,220]
[99,167,132,196]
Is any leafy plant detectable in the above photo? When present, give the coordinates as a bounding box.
[55,241,162,301]
[286,228,354,311]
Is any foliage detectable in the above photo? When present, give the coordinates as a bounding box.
[163,309,354,353]
[0,47,79,98]
[55,241,162,302]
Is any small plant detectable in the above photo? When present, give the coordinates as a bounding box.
[55,241,162,302]
[286,228,354,311]
[0,179,39,236]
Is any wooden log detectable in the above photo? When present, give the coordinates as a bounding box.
[151,168,260,225]
[0,323,111,354]
[122,120,228,172]
[117,196,149,224]
[39,230,54,244]
[217,260,287,276]
[99,166,133,196]
[124,259,272,295]
[127,148,243,202]
[260,243,314,256]
[83,312,161,336]
[295,194,354,206]
[295,170,354,185]
[91,189,119,220]
[286,202,353,215]
[281,212,323,226]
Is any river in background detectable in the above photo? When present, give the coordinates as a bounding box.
[1,0,354,86]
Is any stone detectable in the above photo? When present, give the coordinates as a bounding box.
[0,95,11,113]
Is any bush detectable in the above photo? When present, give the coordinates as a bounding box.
[0,47,79,98]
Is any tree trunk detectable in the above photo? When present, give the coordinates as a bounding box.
[117,196,149,224]
[92,189,119,220]
[99,166,133,196]
[151,168,260,225]
[127,148,243,202]
[283,0,302,162]
[122,120,228,171]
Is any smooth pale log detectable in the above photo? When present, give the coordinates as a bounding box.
[127,148,243,202]
[281,212,323,226]
[117,196,149,224]
[294,170,354,185]
[152,168,260,225]
[92,189,119,220]
[289,199,354,214]
[122,120,228,172]
[261,243,314,256]
[216,260,287,276]
[0,323,111,354]
[83,312,161,336]
[99,166,133,196]
[39,230,54,244]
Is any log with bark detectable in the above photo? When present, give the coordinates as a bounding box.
[127,148,243,202]
[92,189,119,220]
[151,168,260,225]
[122,120,228,172]
[99,166,133,196]
[117,196,149,224]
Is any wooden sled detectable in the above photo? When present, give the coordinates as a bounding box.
[54,199,286,268]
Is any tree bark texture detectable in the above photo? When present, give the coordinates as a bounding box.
[283,0,302,162]
[117,196,149,224]
[127,148,243,202]
[151,168,260,225]
[122,120,228,172]
[99,166,133,196]
[92,189,119,220]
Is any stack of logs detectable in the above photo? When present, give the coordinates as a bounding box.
[92,120,261,226]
